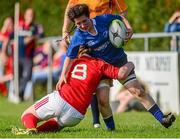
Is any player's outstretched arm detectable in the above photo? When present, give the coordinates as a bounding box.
[56,56,73,91]
[118,62,134,80]
[61,1,73,49]
[102,61,134,80]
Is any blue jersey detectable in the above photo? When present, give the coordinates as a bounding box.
[67,14,127,66]
[19,22,38,58]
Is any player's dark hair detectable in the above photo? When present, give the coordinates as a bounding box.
[68,4,90,22]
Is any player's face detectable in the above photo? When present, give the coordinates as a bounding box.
[74,15,91,31]
[24,8,34,25]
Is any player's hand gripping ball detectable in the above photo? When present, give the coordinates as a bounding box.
[109,19,127,48]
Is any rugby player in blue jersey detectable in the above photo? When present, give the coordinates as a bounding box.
[57,4,175,128]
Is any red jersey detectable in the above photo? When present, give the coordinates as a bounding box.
[18,19,38,58]
[60,55,119,115]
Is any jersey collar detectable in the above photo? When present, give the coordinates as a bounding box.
[92,19,96,25]
[80,53,92,58]
[88,19,98,36]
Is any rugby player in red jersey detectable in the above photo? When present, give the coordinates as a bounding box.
[12,48,134,134]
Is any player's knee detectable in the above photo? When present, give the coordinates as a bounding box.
[128,86,145,98]
[21,110,27,120]
[135,88,146,98]
[21,105,36,120]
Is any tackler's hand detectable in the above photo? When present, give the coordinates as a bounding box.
[56,76,67,91]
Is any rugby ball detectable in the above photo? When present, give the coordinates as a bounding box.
[109,19,127,48]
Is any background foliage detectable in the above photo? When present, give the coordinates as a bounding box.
[0,0,68,36]
[125,0,180,51]
[0,0,180,50]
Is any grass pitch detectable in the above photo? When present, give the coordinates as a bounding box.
[0,96,179,138]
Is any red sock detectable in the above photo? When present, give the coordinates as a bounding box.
[0,83,8,96]
[21,113,38,129]
[37,119,61,132]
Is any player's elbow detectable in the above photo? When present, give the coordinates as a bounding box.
[118,62,135,80]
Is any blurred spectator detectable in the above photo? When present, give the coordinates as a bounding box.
[0,17,14,51]
[23,42,67,101]
[0,17,14,75]
[36,23,44,38]
[0,57,13,97]
[0,17,14,96]
[0,10,44,100]
[33,42,49,74]
[32,41,67,84]
[116,82,147,113]
[16,8,39,101]
[164,9,180,51]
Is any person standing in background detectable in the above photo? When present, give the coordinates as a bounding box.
[0,17,14,97]
[0,17,14,75]
[16,8,39,101]
[164,9,180,51]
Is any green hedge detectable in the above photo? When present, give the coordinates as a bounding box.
[0,0,68,36]
[125,0,180,51]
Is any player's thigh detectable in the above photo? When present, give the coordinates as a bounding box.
[124,79,145,97]
[118,69,136,86]
[34,91,84,127]
[57,102,84,127]
[34,91,63,121]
